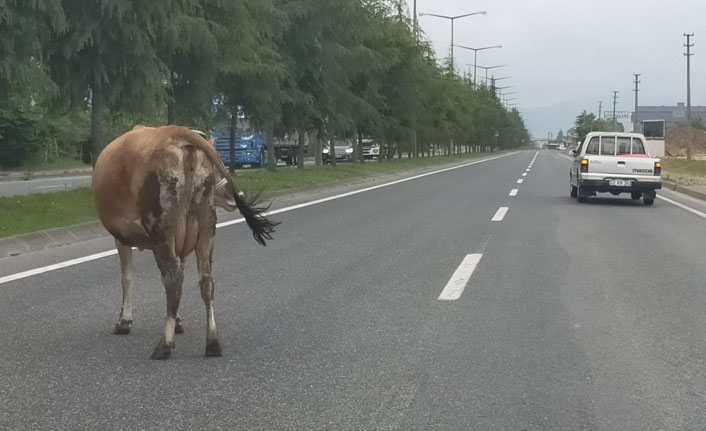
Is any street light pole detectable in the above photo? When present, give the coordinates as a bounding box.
[474,64,508,85]
[413,0,417,41]
[453,44,502,85]
[419,11,487,72]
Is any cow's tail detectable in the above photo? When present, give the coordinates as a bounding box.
[180,127,279,246]
[233,190,280,246]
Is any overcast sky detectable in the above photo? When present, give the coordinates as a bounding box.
[412,0,705,137]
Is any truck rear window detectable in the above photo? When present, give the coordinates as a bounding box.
[585,137,599,154]
[617,137,646,155]
[600,137,615,156]
[586,136,647,156]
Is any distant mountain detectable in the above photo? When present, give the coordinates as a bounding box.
[521,101,584,140]
[521,100,631,140]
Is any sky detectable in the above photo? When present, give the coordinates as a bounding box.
[411,0,706,138]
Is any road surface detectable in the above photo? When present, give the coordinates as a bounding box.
[1,150,704,430]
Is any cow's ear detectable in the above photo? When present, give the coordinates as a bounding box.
[132,124,146,130]
[208,138,215,146]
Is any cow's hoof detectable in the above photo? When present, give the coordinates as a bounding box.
[175,320,184,334]
[205,339,222,357]
[150,342,174,360]
[113,319,132,335]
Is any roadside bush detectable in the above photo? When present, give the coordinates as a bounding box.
[0,108,43,168]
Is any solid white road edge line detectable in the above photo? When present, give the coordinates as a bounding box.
[0,152,519,286]
[438,254,483,301]
[0,250,118,285]
[657,195,706,220]
[509,189,518,196]
[492,207,509,221]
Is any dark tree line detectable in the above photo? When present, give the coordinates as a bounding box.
[0,0,530,169]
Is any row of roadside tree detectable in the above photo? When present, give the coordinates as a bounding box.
[0,0,531,169]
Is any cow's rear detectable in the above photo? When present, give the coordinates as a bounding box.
[93,125,277,359]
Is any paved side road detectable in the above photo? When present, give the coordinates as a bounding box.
[0,174,92,196]
[1,150,705,430]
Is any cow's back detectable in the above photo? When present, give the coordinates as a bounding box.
[93,126,217,255]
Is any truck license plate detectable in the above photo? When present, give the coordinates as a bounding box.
[609,179,632,187]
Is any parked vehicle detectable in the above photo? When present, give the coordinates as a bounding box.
[569,132,662,205]
[322,141,354,164]
[214,132,266,168]
[361,139,380,159]
[213,131,297,168]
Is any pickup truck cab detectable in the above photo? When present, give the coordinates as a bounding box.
[570,132,662,205]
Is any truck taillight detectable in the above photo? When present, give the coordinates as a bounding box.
[580,158,589,173]
[654,161,661,176]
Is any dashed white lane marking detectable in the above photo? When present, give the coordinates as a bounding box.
[517,179,524,184]
[509,189,518,196]
[657,195,706,220]
[526,169,531,172]
[522,173,528,176]
[492,207,509,221]
[438,254,483,301]
[0,152,520,286]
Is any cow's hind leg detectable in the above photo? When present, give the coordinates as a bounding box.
[151,243,184,360]
[114,239,134,334]
[196,233,222,357]
[175,255,186,335]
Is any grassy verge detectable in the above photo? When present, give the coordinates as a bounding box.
[0,153,493,239]
[0,188,98,238]
[661,158,706,185]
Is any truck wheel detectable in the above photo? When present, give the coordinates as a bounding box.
[252,163,261,169]
[577,183,587,203]
[631,192,641,200]
[644,197,655,206]
[570,182,577,198]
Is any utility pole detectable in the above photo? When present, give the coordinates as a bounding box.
[633,73,641,132]
[413,0,417,41]
[612,91,619,123]
[598,101,602,120]
[685,33,694,161]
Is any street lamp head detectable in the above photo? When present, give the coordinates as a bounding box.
[419,11,487,20]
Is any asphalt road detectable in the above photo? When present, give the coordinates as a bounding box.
[1,150,705,430]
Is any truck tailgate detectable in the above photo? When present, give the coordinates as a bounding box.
[587,156,656,178]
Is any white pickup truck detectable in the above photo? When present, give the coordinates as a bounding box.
[569,132,662,205]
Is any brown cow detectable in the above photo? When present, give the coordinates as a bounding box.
[93,125,277,359]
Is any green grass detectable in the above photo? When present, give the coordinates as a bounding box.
[235,154,487,192]
[0,153,492,239]
[661,158,706,185]
[0,188,98,238]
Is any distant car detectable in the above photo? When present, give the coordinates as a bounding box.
[323,141,353,164]
[361,139,380,159]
